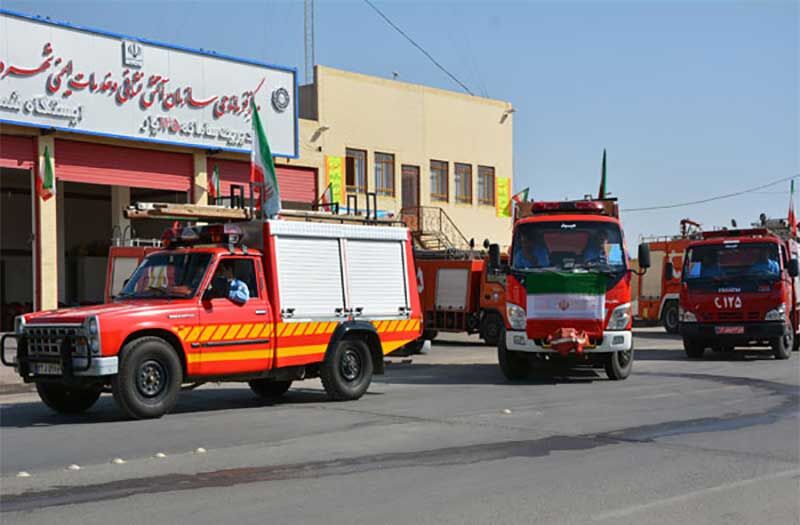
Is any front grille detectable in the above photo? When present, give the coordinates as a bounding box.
[25,326,86,356]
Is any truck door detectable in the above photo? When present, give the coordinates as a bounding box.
[198,256,274,375]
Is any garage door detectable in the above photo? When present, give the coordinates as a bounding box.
[206,158,317,205]
[0,135,35,170]
[55,140,193,191]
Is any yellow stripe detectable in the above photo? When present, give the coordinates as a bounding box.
[234,324,251,339]
[388,320,401,332]
[251,323,266,339]
[176,326,192,340]
[382,340,410,354]
[295,323,310,336]
[276,343,328,357]
[314,322,327,335]
[327,321,338,333]
[199,325,217,342]
[283,323,298,337]
[186,349,271,364]
[397,320,410,332]
[209,325,227,341]
[224,324,241,340]
[277,323,288,337]
[374,321,386,332]
[185,326,203,343]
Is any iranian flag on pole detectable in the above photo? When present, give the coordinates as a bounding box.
[250,98,281,217]
[208,164,221,201]
[37,146,55,201]
[525,272,606,323]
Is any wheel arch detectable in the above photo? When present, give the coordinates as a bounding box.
[327,321,384,375]
[120,329,187,377]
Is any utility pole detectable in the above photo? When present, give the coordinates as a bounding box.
[304,0,315,84]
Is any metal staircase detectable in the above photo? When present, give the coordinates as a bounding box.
[400,206,471,251]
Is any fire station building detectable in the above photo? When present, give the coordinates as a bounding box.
[0,10,513,329]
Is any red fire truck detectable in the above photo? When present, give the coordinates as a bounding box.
[491,198,650,380]
[635,219,702,333]
[414,248,506,345]
[673,226,798,359]
[2,203,421,419]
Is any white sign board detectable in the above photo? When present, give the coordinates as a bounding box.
[0,11,297,157]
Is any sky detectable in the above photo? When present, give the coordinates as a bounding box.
[2,0,798,244]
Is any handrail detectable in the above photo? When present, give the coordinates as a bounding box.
[400,206,471,250]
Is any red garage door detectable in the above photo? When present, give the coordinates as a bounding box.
[0,135,35,170]
[55,140,193,191]
[207,158,317,205]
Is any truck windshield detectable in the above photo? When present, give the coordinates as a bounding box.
[683,242,780,281]
[117,252,212,299]
[512,221,626,273]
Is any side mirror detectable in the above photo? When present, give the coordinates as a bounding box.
[638,243,651,270]
[202,286,214,302]
[664,262,674,281]
[788,259,799,278]
[488,243,501,272]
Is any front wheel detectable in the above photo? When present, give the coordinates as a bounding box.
[480,312,503,346]
[112,336,183,419]
[36,383,101,414]
[320,338,374,401]
[498,334,530,380]
[662,302,680,334]
[605,348,633,380]
[772,326,793,360]
[683,338,705,359]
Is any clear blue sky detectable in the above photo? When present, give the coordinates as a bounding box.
[4,0,798,244]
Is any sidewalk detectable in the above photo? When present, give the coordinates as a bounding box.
[0,334,32,395]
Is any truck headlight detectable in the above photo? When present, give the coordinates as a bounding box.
[14,316,26,335]
[83,316,101,355]
[506,303,527,330]
[607,303,631,331]
[679,307,697,323]
[765,305,786,321]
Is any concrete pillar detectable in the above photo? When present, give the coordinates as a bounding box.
[36,135,58,311]
[193,152,208,205]
[111,186,131,241]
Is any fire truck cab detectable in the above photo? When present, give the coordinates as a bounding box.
[2,204,422,419]
[674,227,798,359]
[493,198,650,381]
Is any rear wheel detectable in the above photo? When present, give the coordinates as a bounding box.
[36,383,101,414]
[498,332,529,380]
[604,348,633,380]
[320,338,373,401]
[249,379,292,398]
[112,337,182,419]
[683,338,705,359]
[480,311,503,346]
[772,325,793,360]
[661,302,680,334]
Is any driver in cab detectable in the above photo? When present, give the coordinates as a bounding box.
[514,231,550,269]
[751,248,780,275]
[210,260,250,304]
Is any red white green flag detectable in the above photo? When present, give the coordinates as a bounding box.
[789,180,796,237]
[37,146,55,201]
[511,187,529,204]
[250,99,281,216]
[319,183,334,211]
[208,164,221,201]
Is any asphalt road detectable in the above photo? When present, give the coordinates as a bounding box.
[1,328,798,524]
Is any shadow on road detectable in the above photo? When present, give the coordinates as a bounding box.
[634,348,783,362]
[376,362,606,387]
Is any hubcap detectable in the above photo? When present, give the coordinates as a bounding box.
[340,349,362,382]
[137,359,168,398]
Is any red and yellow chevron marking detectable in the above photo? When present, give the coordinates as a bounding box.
[175,317,422,373]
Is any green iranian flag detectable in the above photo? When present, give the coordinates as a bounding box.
[525,271,606,320]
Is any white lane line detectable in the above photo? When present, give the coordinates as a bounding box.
[591,468,800,521]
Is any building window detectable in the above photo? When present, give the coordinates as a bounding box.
[430,160,448,202]
[345,148,367,193]
[374,152,395,196]
[478,166,495,205]
[454,163,472,204]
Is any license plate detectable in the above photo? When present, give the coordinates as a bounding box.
[33,363,62,375]
[715,326,745,335]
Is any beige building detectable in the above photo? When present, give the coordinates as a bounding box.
[293,65,514,248]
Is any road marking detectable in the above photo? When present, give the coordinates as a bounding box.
[591,469,800,521]
[66,464,81,471]
[16,471,30,478]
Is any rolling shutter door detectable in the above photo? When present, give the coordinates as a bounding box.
[346,240,408,317]
[0,135,35,169]
[274,236,345,318]
[55,139,192,191]
[435,269,469,310]
[207,159,317,205]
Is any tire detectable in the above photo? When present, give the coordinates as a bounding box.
[320,338,374,401]
[422,329,438,341]
[249,379,292,398]
[661,302,679,334]
[793,330,800,352]
[112,337,183,419]
[497,333,529,380]
[480,312,503,346]
[604,348,634,380]
[36,383,101,414]
[683,338,705,359]
[772,325,793,360]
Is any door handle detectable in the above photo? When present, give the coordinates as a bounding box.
[255,309,267,315]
